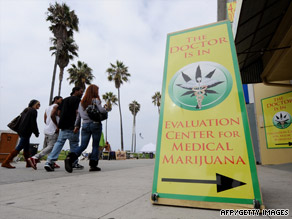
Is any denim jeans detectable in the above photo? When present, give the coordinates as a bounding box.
[74,122,102,161]
[47,129,79,162]
[15,136,30,152]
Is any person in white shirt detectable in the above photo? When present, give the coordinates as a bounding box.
[28,96,63,170]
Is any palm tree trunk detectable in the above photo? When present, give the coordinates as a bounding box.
[58,67,64,96]
[131,115,135,152]
[49,38,62,104]
[134,115,136,153]
[117,88,124,151]
[105,119,108,142]
[49,51,59,104]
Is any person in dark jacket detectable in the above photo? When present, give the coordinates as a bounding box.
[2,99,40,169]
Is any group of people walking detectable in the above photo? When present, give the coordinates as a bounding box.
[1,84,108,173]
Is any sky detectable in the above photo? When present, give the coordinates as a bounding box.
[0,0,217,152]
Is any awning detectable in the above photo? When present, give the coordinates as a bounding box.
[235,0,292,84]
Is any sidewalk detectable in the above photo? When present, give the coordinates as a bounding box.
[0,159,291,219]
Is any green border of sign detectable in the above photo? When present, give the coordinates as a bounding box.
[152,20,262,206]
[261,91,292,149]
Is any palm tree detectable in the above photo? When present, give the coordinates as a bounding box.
[152,91,161,114]
[50,37,79,96]
[129,100,140,153]
[46,2,79,104]
[67,61,94,90]
[102,92,118,141]
[106,60,131,151]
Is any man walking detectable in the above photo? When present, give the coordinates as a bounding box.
[44,87,84,171]
[28,96,63,170]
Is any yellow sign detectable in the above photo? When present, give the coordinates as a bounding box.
[261,92,292,149]
[152,21,263,210]
[227,1,237,22]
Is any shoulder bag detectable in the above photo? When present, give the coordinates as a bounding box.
[7,115,21,132]
[7,107,30,132]
[86,99,108,122]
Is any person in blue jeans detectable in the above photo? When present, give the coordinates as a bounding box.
[2,100,40,168]
[65,84,108,173]
[44,87,84,171]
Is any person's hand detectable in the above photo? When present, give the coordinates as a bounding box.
[104,104,111,112]
[73,127,80,134]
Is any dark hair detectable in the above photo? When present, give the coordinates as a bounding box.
[70,87,82,96]
[28,99,39,107]
[51,96,62,105]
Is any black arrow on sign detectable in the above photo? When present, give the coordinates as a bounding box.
[275,142,292,146]
[162,173,246,193]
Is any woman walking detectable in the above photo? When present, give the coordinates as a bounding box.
[2,100,40,168]
[65,84,108,173]
[28,96,62,170]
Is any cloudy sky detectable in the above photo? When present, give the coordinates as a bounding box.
[0,0,217,152]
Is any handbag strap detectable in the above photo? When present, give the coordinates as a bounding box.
[91,98,101,112]
[92,98,98,106]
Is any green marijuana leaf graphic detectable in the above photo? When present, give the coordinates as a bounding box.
[176,65,224,109]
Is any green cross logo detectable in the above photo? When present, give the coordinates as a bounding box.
[168,62,233,111]
[273,111,291,129]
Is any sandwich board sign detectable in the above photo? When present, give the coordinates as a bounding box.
[261,91,292,149]
[151,20,264,210]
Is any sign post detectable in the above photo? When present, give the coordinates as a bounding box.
[152,21,264,210]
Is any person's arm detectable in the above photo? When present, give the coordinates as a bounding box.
[31,110,39,137]
[44,112,47,124]
[74,105,81,133]
[51,104,59,133]
[95,99,107,113]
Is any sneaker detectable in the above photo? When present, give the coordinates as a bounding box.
[54,163,60,168]
[73,163,84,170]
[28,157,38,170]
[64,156,73,173]
[44,162,55,172]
